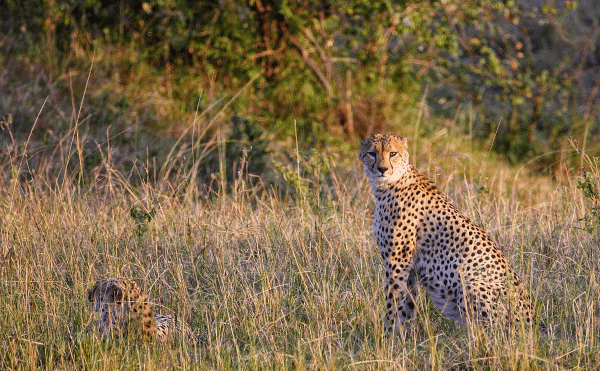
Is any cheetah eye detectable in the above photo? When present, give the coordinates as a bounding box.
[389,152,398,157]
[367,152,376,157]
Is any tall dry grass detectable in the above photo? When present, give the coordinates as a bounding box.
[1,85,599,370]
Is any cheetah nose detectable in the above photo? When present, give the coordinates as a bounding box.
[377,166,388,175]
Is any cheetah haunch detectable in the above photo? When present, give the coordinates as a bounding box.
[87,277,195,343]
[360,134,533,331]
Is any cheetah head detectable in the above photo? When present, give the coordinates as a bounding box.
[359,134,410,189]
[87,278,128,319]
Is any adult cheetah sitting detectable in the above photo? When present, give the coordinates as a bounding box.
[360,134,534,331]
[87,277,195,343]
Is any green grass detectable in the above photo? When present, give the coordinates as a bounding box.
[1,103,600,370]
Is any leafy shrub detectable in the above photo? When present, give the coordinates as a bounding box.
[2,0,599,171]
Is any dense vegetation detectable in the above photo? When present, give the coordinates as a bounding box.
[1,0,600,369]
[2,0,600,172]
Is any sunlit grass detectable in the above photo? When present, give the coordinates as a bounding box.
[1,48,600,369]
[1,103,600,370]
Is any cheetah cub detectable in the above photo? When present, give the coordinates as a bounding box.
[87,278,195,343]
[360,134,533,331]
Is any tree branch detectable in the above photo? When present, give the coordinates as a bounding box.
[289,37,333,98]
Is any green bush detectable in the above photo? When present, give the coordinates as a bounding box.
[1,0,599,171]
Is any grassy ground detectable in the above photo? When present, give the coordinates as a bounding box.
[1,45,599,369]
[1,97,600,370]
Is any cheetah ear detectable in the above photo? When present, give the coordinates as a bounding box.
[392,135,407,145]
[359,137,373,159]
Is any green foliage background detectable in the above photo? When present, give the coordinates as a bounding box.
[1,0,599,174]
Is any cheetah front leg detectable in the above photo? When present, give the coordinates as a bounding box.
[383,242,418,332]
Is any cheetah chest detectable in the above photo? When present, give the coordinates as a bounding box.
[372,191,422,258]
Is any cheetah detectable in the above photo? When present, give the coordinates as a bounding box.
[359,134,534,331]
[87,278,195,343]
